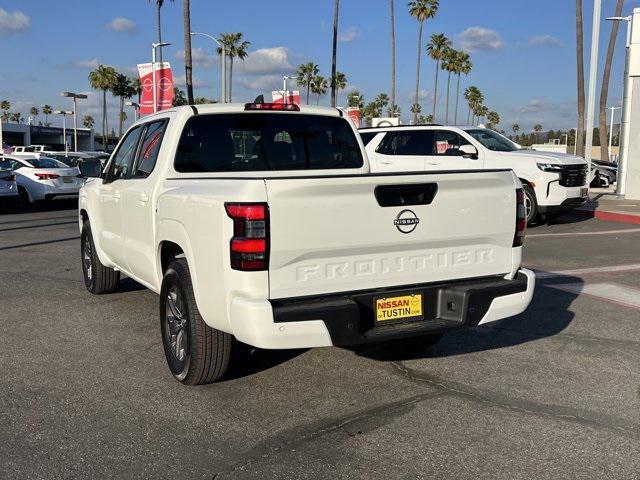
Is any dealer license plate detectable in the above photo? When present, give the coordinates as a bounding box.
[581,187,588,197]
[376,294,423,323]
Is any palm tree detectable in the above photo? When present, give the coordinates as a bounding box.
[598,0,624,162]
[390,0,397,116]
[426,32,450,122]
[512,123,520,135]
[131,77,142,104]
[331,71,347,104]
[111,73,135,137]
[576,0,586,157]
[464,86,482,124]
[183,0,194,103]
[88,64,117,145]
[173,87,188,106]
[441,47,459,124]
[487,111,500,129]
[1,100,10,122]
[10,112,23,123]
[454,51,471,125]
[29,107,39,122]
[83,115,95,129]
[330,0,340,107]
[310,75,328,105]
[296,62,320,104]
[347,90,364,108]
[42,104,52,125]
[408,0,439,123]
[218,33,250,102]
[148,0,173,64]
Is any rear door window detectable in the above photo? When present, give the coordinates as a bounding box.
[432,130,472,156]
[134,120,167,177]
[174,113,364,172]
[377,130,434,156]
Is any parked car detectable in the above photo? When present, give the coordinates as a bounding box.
[79,102,534,385]
[361,125,589,225]
[0,158,18,203]
[3,155,83,204]
[591,159,617,187]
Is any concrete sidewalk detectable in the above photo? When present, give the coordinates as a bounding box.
[575,189,640,224]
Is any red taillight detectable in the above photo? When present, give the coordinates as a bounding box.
[35,173,59,180]
[513,189,526,247]
[0,174,15,182]
[244,102,300,112]
[225,203,269,271]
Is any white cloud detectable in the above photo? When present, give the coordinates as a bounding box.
[0,8,29,36]
[105,17,136,33]
[175,48,217,68]
[515,99,548,114]
[174,74,208,89]
[74,58,100,69]
[457,27,503,53]
[528,35,562,47]
[338,26,360,43]
[236,47,294,75]
[239,75,283,91]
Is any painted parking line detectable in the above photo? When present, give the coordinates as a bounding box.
[535,264,640,279]
[528,228,640,238]
[548,282,640,310]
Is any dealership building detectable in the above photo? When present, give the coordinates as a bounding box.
[1,122,95,151]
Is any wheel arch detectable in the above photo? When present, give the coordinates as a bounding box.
[156,219,199,300]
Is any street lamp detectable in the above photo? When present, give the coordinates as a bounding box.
[152,42,171,113]
[125,101,140,122]
[54,110,73,155]
[190,32,226,103]
[283,75,294,104]
[61,91,88,152]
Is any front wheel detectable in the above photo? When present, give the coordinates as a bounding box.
[523,185,539,226]
[160,259,232,385]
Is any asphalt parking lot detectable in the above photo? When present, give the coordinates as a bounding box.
[1,203,639,479]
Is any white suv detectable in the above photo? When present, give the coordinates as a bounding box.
[361,126,589,224]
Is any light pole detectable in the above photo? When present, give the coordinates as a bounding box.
[152,42,171,113]
[190,32,226,103]
[61,91,87,152]
[607,15,633,194]
[54,110,73,155]
[584,0,602,187]
[125,101,140,122]
[282,75,294,103]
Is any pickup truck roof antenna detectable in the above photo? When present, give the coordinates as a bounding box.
[253,94,265,103]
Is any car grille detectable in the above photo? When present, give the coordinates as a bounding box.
[559,164,587,187]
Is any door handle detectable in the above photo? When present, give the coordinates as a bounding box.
[381,160,394,165]
[139,192,150,204]
[426,162,441,166]
[113,191,121,200]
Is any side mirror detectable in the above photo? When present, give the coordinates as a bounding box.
[459,144,478,159]
[79,159,103,178]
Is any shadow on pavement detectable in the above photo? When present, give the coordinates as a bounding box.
[0,198,78,216]
[223,343,308,382]
[351,274,580,362]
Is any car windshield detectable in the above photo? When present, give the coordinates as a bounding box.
[175,113,364,172]
[46,154,77,166]
[464,128,520,152]
[25,157,68,168]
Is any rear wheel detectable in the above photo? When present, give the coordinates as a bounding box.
[81,221,120,294]
[523,185,538,226]
[160,258,232,385]
[17,187,31,207]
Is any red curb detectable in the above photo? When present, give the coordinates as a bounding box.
[575,208,640,225]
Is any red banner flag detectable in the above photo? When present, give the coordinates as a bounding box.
[138,62,174,116]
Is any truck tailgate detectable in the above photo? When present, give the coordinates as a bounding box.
[265,171,517,299]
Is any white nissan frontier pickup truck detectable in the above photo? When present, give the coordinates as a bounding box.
[78,102,535,385]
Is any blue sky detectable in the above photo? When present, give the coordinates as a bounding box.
[0,0,633,132]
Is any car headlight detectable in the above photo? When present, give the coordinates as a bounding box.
[537,163,564,172]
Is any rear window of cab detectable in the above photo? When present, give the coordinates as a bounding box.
[174,113,364,172]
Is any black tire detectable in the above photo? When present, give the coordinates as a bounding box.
[160,258,232,385]
[523,184,539,226]
[17,187,31,208]
[81,221,120,294]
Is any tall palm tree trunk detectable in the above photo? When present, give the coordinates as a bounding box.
[157,3,163,65]
[183,0,194,104]
[432,59,440,120]
[229,57,234,102]
[390,0,396,115]
[576,0,586,157]
[467,105,471,125]
[454,74,461,125]
[118,96,124,137]
[599,0,624,162]
[413,20,424,123]
[306,85,311,105]
[445,71,451,124]
[330,0,340,107]
[102,90,107,148]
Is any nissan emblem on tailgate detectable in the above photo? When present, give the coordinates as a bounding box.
[394,209,420,234]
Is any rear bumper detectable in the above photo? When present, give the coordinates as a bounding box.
[44,192,79,201]
[229,269,535,349]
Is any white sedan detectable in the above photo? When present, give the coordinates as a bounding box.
[3,155,84,204]
[0,158,18,201]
